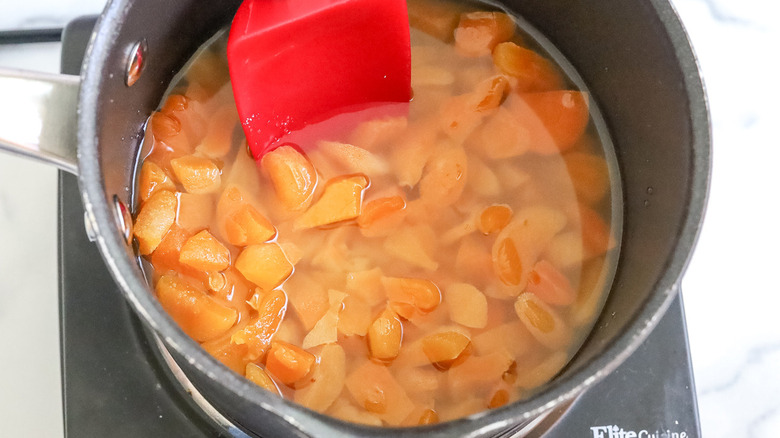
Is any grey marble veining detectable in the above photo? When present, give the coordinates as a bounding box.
[0,0,778,437]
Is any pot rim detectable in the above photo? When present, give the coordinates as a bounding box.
[76,0,710,436]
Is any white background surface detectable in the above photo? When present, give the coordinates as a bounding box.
[0,1,778,437]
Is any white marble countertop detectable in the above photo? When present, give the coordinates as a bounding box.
[0,1,777,437]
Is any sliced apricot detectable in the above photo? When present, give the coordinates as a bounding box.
[382,277,442,319]
[175,192,214,234]
[367,308,403,362]
[156,274,238,342]
[421,331,471,368]
[265,341,316,386]
[478,204,513,235]
[234,243,293,291]
[565,152,610,206]
[138,161,175,202]
[492,42,565,92]
[293,175,369,230]
[514,292,571,349]
[454,11,515,57]
[178,230,230,272]
[201,335,249,375]
[224,204,276,246]
[170,155,222,194]
[407,0,464,41]
[345,361,414,425]
[231,289,288,360]
[261,145,317,211]
[509,91,591,154]
[245,363,281,395]
[357,195,406,231]
[134,190,177,255]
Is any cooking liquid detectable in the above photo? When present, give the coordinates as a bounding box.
[133,0,622,427]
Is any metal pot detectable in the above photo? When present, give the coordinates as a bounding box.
[0,0,709,436]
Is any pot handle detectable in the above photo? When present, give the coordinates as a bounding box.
[0,68,80,175]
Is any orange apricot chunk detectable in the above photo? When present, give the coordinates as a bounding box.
[357,195,406,230]
[367,308,403,362]
[231,289,288,360]
[149,224,191,273]
[261,145,317,211]
[444,283,488,329]
[510,91,591,155]
[224,203,276,246]
[245,363,282,396]
[478,204,513,234]
[514,292,571,349]
[492,42,565,92]
[293,175,369,230]
[579,205,617,260]
[345,361,415,426]
[265,341,316,386]
[382,277,442,320]
[133,190,177,255]
[418,409,440,425]
[175,192,215,234]
[488,389,510,409]
[156,274,238,342]
[160,93,208,147]
[454,11,515,57]
[149,110,192,154]
[493,237,524,286]
[170,155,222,194]
[294,343,346,412]
[138,161,175,202]
[421,331,471,368]
[234,243,293,291]
[564,152,610,206]
[201,335,249,375]
[178,230,230,272]
[526,259,576,306]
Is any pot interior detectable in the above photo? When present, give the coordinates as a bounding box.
[77,0,708,436]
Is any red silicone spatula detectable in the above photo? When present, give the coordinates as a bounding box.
[227,0,412,160]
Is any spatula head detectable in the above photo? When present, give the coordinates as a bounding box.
[228,0,412,160]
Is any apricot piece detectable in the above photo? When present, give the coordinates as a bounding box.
[170,155,222,194]
[149,111,192,154]
[294,343,346,412]
[565,152,610,206]
[201,335,249,375]
[175,192,214,234]
[514,292,571,349]
[293,175,369,230]
[245,363,281,395]
[265,341,316,386]
[579,205,617,260]
[134,190,177,255]
[357,195,406,232]
[382,277,442,319]
[492,42,565,92]
[337,295,372,337]
[454,11,515,57]
[526,259,576,306]
[224,204,276,246]
[179,230,230,272]
[447,351,513,395]
[138,161,175,202]
[160,93,208,147]
[367,308,403,362]
[302,290,347,349]
[508,91,591,154]
[444,283,488,328]
[261,145,317,211]
[235,243,293,291]
[231,289,288,360]
[345,361,415,425]
[418,409,440,425]
[421,331,471,367]
[156,274,238,342]
[149,224,191,273]
[478,204,513,235]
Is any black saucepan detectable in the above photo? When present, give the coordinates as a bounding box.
[0,0,709,436]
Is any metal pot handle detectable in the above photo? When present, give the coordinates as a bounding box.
[0,68,80,175]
